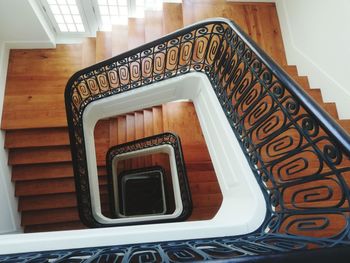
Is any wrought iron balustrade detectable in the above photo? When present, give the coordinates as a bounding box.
[106,132,192,224]
[14,17,349,261]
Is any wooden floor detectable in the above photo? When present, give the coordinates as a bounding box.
[2,0,350,233]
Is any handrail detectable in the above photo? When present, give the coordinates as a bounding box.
[227,17,350,156]
[65,17,350,254]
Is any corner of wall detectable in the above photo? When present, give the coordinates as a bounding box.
[275,0,350,119]
[28,0,56,47]
[0,43,22,234]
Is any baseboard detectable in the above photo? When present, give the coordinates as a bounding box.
[0,43,22,234]
[5,41,55,50]
[275,0,350,119]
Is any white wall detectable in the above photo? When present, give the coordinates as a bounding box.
[0,0,55,47]
[0,42,21,234]
[276,0,350,119]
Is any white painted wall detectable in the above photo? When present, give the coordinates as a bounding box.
[0,0,55,47]
[276,0,350,119]
[0,42,21,234]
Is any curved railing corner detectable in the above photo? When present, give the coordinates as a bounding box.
[64,17,350,260]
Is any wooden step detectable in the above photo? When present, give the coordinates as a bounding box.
[94,119,110,166]
[2,44,82,130]
[96,31,112,62]
[16,178,75,197]
[189,181,221,195]
[182,144,212,163]
[109,117,119,147]
[15,177,108,197]
[293,76,310,90]
[5,128,69,149]
[82,37,96,67]
[186,161,215,172]
[21,207,80,226]
[12,162,73,181]
[19,193,78,211]
[18,192,110,212]
[323,102,339,119]
[143,109,154,136]
[143,109,154,165]
[188,206,220,221]
[192,193,223,208]
[134,111,144,140]
[12,163,106,182]
[303,88,324,104]
[112,25,128,56]
[282,65,298,76]
[134,111,145,168]
[128,18,145,50]
[153,106,163,134]
[338,120,350,134]
[126,114,135,143]
[2,94,68,130]
[163,3,184,34]
[24,221,86,233]
[145,10,164,42]
[187,170,218,183]
[9,146,71,165]
[117,115,127,144]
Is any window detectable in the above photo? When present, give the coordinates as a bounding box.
[43,0,86,33]
[39,0,172,38]
[97,0,129,31]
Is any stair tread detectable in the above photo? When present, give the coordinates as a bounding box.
[2,95,67,130]
[338,120,350,133]
[9,146,72,165]
[21,207,80,226]
[323,102,339,119]
[134,111,144,140]
[12,162,73,181]
[126,114,136,142]
[2,45,82,130]
[128,18,146,50]
[18,192,109,212]
[153,106,164,134]
[5,128,69,149]
[163,3,184,34]
[94,119,110,166]
[82,37,96,67]
[192,193,223,208]
[187,170,218,183]
[189,181,221,194]
[117,116,127,144]
[24,221,86,233]
[145,10,164,42]
[282,65,298,76]
[15,177,108,197]
[96,31,112,62]
[143,109,154,136]
[12,163,106,181]
[112,25,128,56]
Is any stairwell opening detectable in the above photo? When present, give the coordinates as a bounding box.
[93,100,223,223]
[83,72,266,235]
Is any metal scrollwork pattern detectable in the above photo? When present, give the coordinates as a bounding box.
[106,132,192,225]
[64,17,350,258]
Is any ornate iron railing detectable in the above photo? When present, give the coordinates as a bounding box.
[106,132,192,225]
[39,17,350,261]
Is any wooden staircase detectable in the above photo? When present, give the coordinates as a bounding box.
[1,1,350,233]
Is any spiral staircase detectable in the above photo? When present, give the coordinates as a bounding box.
[1,1,350,262]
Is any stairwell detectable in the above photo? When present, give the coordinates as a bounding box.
[1,1,350,233]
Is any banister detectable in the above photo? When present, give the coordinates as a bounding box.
[59,17,350,260]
